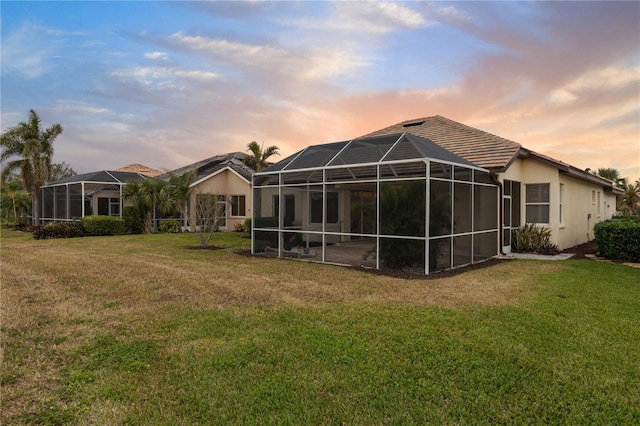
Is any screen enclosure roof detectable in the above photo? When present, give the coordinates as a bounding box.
[42,170,147,187]
[257,133,482,176]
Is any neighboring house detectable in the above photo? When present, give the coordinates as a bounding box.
[252,116,621,275]
[159,152,254,231]
[39,170,148,222]
[116,163,163,177]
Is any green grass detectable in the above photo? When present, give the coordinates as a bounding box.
[2,226,639,424]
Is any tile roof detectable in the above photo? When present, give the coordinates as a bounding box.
[158,152,254,184]
[115,163,163,177]
[360,115,521,171]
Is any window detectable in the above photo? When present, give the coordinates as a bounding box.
[597,191,601,215]
[310,191,338,223]
[98,197,120,216]
[559,183,564,225]
[592,190,596,205]
[525,184,550,224]
[229,195,246,217]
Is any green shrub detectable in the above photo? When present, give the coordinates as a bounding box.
[158,219,180,233]
[611,215,640,223]
[82,216,125,236]
[594,219,640,262]
[32,222,85,240]
[123,206,144,234]
[511,223,558,254]
[243,217,252,233]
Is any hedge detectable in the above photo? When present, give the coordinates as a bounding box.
[82,215,125,236]
[32,222,85,240]
[594,219,640,262]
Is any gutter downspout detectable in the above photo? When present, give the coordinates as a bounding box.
[489,171,506,256]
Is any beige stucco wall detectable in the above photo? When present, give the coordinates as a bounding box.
[500,158,617,249]
[189,168,251,230]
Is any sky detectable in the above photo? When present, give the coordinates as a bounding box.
[1,1,639,183]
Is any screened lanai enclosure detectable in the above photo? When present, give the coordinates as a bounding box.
[39,171,146,222]
[252,133,500,275]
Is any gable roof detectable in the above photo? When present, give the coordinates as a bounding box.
[360,115,520,171]
[158,152,254,184]
[361,115,622,193]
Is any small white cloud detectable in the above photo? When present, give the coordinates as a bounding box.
[52,101,110,114]
[433,5,469,23]
[167,32,288,67]
[567,66,640,92]
[144,51,169,60]
[174,70,219,82]
[547,89,578,106]
[373,2,426,29]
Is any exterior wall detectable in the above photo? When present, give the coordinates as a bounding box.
[501,158,617,250]
[189,168,251,230]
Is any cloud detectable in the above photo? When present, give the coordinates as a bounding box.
[51,101,110,115]
[1,24,63,79]
[163,32,368,83]
[144,51,169,60]
[282,1,428,35]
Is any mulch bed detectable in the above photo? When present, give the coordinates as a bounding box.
[562,240,598,259]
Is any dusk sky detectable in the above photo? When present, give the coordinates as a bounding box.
[2,1,639,182]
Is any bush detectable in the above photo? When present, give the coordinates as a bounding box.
[243,217,252,233]
[511,223,557,254]
[32,222,85,240]
[594,219,640,262]
[123,206,144,234]
[82,216,125,236]
[158,219,180,233]
[611,215,640,223]
[14,222,34,232]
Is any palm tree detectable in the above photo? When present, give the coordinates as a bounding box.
[168,170,195,229]
[620,183,640,214]
[596,168,627,187]
[123,179,173,233]
[244,141,280,171]
[1,110,63,224]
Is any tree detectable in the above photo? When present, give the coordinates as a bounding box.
[6,179,19,224]
[1,179,30,224]
[1,109,63,224]
[620,183,640,214]
[244,141,280,171]
[49,161,76,182]
[123,178,173,233]
[168,170,195,229]
[596,168,627,187]
[193,193,226,247]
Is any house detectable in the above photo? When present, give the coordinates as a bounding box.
[364,116,621,250]
[252,116,621,275]
[159,152,254,231]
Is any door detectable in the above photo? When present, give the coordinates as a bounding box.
[503,195,512,253]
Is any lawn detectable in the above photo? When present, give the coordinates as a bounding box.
[1,226,639,424]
